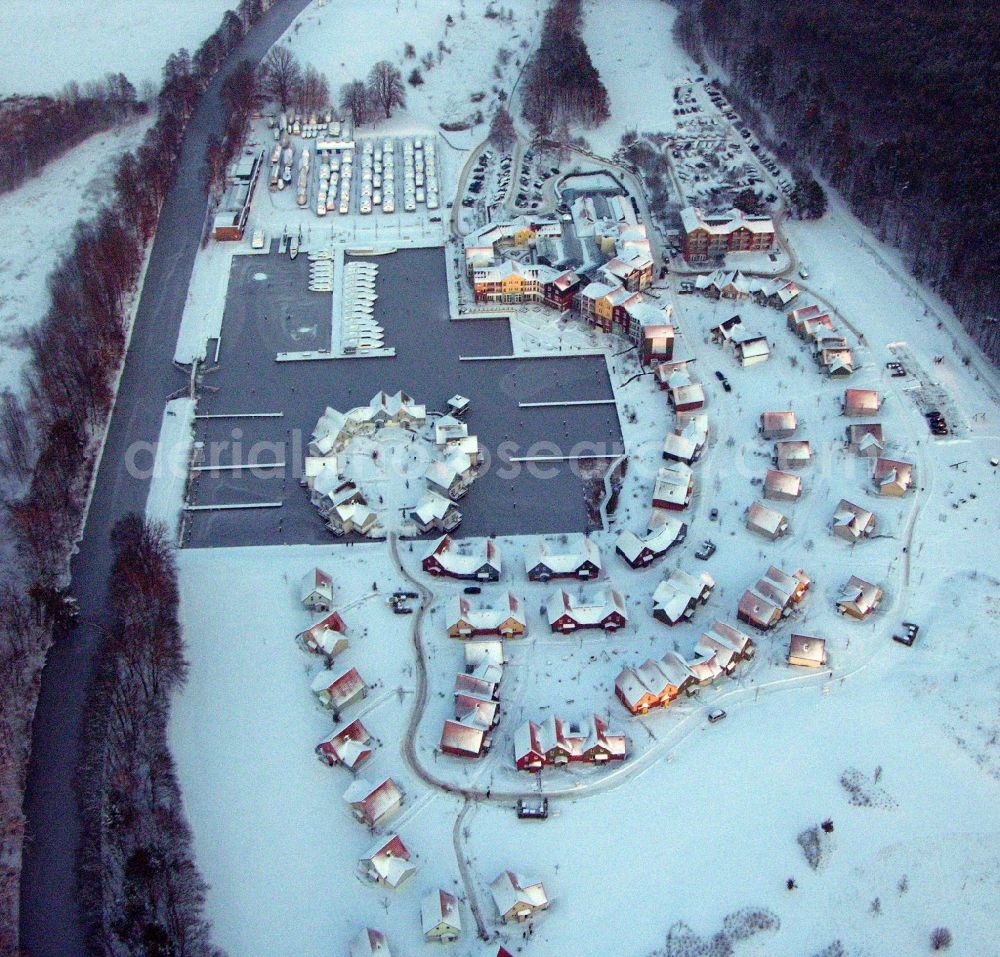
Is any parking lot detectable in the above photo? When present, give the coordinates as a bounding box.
[185,246,623,547]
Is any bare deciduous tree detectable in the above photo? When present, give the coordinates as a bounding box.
[340,80,370,127]
[259,45,302,110]
[488,106,516,153]
[367,61,406,119]
[0,391,32,480]
[298,65,330,114]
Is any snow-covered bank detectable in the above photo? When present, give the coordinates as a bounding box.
[0,118,152,395]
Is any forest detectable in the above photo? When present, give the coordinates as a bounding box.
[0,79,145,195]
[674,0,1000,361]
[521,0,610,138]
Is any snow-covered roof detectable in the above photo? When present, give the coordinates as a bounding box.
[343,776,403,825]
[546,587,627,627]
[775,440,812,464]
[843,388,882,416]
[833,499,876,539]
[847,423,884,453]
[680,206,775,236]
[350,928,391,957]
[788,634,827,666]
[671,382,706,409]
[662,431,698,462]
[490,871,548,919]
[524,535,602,576]
[311,665,366,705]
[412,490,459,525]
[424,535,500,575]
[300,567,333,601]
[421,889,462,937]
[872,457,914,493]
[451,592,524,632]
[838,576,882,615]
[440,718,486,756]
[738,589,782,626]
[746,501,788,537]
[760,411,797,435]
[362,834,415,888]
[653,463,694,507]
[464,640,505,670]
[764,469,802,498]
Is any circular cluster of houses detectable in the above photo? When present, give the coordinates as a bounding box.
[302,391,483,538]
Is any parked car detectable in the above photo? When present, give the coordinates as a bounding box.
[714,370,726,381]
[709,508,719,521]
[721,378,732,393]
[463,585,481,595]
[708,709,727,723]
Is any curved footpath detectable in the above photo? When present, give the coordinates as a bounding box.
[18,2,313,954]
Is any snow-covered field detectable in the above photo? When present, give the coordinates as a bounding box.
[167,2,1000,956]
[0,1,236,95]
[0,117,152,395]
[281,0,543,145]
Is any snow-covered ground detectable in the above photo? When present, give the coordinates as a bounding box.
[581,0,688,156]
[0,117,152,395]
[281,0,543,146]
[167,2,1000,956]
[0,1,236,95]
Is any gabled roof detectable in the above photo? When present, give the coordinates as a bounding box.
[681,206,775,236]
[311,666,366,705]
[317,718,372,768]
[440,719,487,756]
[451,592,524,632]
[421,889,462,937]
[490,871,548,918]
[838,575,882,614]
[872,457,914,492]
[848,423,885,453]
[843,388,882,415]
[524,535,602,576]
[746,501,788,537]
[546,587,628,626]
[351,928,391,957]
[764,469,802,498]
[775,439,812,463]
[760,411,796,434]
[738,589,782,626]
[362,834,415,887]
[300,567,333,600]
[832,499,876,539]
[343,777,403,825]
[424,535,500,575]
[788,633,827,666]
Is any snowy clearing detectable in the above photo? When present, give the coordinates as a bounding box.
[0,1,236,95]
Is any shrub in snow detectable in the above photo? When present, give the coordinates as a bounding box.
[722,908,779,941]
[798,825,823,870]
[810,943,847,957]
[930,928,953,951]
